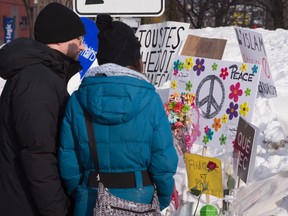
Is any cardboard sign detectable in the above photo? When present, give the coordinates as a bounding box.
[169,55,261,150]
[234,116,258,183]
[78,17,99,78]
[234,27,277,98]
[136,22,190,87]
[181,34,227,60]
[184,153,223,198]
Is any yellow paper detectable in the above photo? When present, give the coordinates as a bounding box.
[184,153,223,198]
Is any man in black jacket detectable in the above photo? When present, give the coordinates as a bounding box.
[0,3,86,216]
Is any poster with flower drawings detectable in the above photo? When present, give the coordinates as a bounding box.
[168,55,261,150]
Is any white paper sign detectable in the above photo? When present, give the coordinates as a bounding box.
[136,22,190,87]
[234,27,277,98]
[168,55,261,149]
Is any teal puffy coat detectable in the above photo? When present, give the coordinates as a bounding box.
[58,64,178,216]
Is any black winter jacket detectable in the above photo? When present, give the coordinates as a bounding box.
[0,38,82,216]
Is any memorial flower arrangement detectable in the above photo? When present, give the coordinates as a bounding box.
[164,92,200,155]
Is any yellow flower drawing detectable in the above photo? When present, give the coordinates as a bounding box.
[184,57,193,71]
[221,114,228,124]
[240,63,247,72]
[171,80,178,89]
[240,102,250,116]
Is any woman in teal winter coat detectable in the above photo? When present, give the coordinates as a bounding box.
[58,14,178,216]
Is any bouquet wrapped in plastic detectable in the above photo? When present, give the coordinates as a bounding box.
[164,92,200,156]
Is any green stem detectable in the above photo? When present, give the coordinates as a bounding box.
[193,193,202,216]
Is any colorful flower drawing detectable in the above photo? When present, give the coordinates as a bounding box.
[171,80,178,89]
[212,63,218,71]
[204,126,209,134]
[184,57,193,70]
[193,58,205,76]
[212,118,222,132]
[206,128,214,140]
[221,114,228,124]
[203,135,209,144]
[179,62,184,70]
[185,80,193,91]
[173,70,178,76]
[226,102,239,120]
[220,67,229,80]
[240,102,250,117]
[229,82,243,102]
[219,134,227,145]
[251,65,259,74]
[174,59,180,70]
[245,88,251,96]
[240,63,247,72]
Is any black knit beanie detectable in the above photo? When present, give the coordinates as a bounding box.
[96,14,141,67]
[34,3,86,44]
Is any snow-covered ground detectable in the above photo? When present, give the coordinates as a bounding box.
[164,26,288,216]
[1,26,288,215]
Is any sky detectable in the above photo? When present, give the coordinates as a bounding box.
[1,26,288,215]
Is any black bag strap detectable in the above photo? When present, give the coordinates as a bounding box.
[84,109,100,182]
[83,109,153,188]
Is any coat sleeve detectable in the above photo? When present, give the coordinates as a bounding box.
[13,81,69,216]
[149,95,178,210]
[58,95,83,196]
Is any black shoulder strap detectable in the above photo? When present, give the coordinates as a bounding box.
[84,110,100,179]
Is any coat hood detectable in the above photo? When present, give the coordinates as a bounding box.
[0,37,82,81]
[76,64,155,125]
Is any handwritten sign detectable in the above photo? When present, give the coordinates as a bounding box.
[181,34,227,60]
[184,153,223,198]
[234,116,258,183]
[169,55,261,149]
[136,22,190,87]
[234,26,277,98]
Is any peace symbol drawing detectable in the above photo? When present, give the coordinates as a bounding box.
[196,75,225,119]
[168,55,261,150]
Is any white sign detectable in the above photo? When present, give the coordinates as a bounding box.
[136,22,190,87]
[73,0,164,17]
[168,55,261,149]
[234,27,277,98]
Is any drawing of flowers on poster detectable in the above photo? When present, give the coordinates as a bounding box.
[168,55,261,150]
